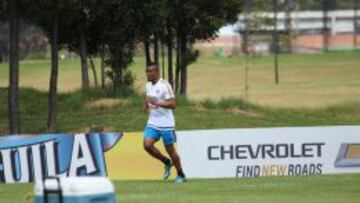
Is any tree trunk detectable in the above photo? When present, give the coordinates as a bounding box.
[100,45,106,89]
[0,41,5,63]
[175,31,181,93]
[89,56,99,88]
[273,0,279,85]
[79,28,89,92]
[144,37,151,66]
[154,33,159,67]
[243,0,251,55]
[161,39,165,79]
[354,0,359,50]
[167,21,174,88]
[285,0,293,53]
[47,14,59,132]
[322,0,329,52]
[8,0,21,134]
[113,67,123,93]
[179,31,187,95]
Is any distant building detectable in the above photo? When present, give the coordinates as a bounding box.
[195,10,360,55]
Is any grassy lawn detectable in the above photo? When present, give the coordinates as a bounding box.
[0,88,360,133]
[1,174,360,203]
[1,52,360,108]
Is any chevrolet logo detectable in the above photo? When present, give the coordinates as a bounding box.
[335,143,360,167]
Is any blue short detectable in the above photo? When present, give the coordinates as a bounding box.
[144,126,177,146]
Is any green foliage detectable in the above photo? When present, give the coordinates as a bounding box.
[186,47,200,66]
[0,1,6,20]
[172,0,243,42]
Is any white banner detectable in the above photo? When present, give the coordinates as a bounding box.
[177,126,360,178]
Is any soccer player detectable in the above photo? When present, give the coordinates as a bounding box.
[143,63,187,183]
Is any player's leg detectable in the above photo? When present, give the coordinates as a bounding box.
[162,130,186,183]
[143,127,171,165]
[165,144,186,181]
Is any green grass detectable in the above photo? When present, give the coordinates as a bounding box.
[1,51,360,107]
[1,174,360,203]
[1,88,360,133]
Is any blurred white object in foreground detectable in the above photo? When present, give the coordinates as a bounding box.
[34,177,115,203]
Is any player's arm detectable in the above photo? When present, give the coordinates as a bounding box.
[149,98,176,109]
[143,84,150,112]
[143,97,149,112]
[149,81,176,109]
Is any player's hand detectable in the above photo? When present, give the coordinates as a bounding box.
[147,97,159,108]
[149,99,158,106]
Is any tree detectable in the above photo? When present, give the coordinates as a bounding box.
[0,1,8,63]
[60,1,91,92]
[48,11,59,132]
[135,0,167,67]
[81,1,109,89]
[166,18,174,87]
[322,0,336,52]
[25,0,72,132]
[78,15,90,92]
[285,0,294,53]
[273,0,279,84]
[8,0,21,133]
[170,0,242,95]
[353,0,359,50]
[87,0,146,92]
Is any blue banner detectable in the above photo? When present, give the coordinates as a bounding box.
[0,132,122,183]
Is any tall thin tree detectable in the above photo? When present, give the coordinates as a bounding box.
[154,33,160,66]
[8,0,21,134]
[100,44,106,89]
[273,0,279,85]
[243,0,251,99]
[167,20,174,88]
[161,39,165,79]
[354,0,359,50]
[322,0,330,52]
[144,37,151,66]
[285,0,293,53]
[175,30,181,93]
[179,30,187,95]
[78,4,89,92]
[47,11,59,132]
[79,26,89,92]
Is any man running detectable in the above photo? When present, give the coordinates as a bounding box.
[143,63,186,183]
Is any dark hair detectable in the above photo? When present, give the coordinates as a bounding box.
[146,62,159,69]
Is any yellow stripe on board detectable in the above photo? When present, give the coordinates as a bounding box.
[105,132,177,180]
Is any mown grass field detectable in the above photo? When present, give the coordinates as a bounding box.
[1,52,360,107]
[1,174,360,203]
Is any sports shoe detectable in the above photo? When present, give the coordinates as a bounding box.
[174,175,187,183]
[163,162,172,181]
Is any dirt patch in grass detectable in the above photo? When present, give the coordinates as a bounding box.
[191,104,210,112]
[84,98,128,109]
[226,107,263,117]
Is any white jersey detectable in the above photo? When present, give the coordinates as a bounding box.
[146,79,175,130]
